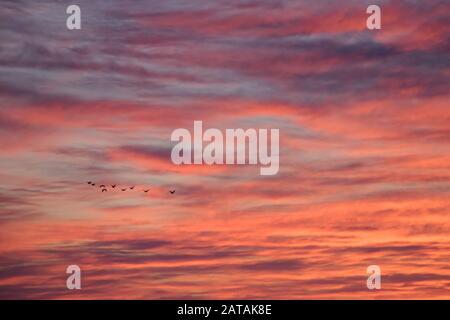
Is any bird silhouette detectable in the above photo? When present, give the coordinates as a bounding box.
[169,190,175,194]
[85,181,160,196]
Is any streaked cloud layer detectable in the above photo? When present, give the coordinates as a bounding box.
[0,0,449,299]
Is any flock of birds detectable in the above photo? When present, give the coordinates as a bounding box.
[87,181,175,194]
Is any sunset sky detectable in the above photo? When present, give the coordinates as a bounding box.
[0,0,449,299]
